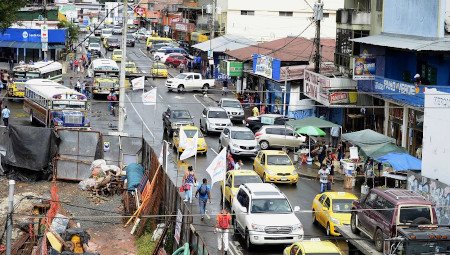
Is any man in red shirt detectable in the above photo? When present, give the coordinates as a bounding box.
[215,208,231,254]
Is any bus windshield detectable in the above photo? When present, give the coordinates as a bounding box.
[94,71,119,77]
[52,100,86,110]
[14,72,41,79]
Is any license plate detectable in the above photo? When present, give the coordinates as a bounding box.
[281,177,287,181]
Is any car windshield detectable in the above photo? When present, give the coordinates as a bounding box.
[267,155,291,165]
[175,74,187,79]
[208,111,228,119]
[153,63,166,69]
[171,110,191,119]
[233,175,262,187]
[251,199,292,213]
[332,199,354,213]
[183,129,204,138]
[399,206,432,224]
[125,63,135,68]
[222,100,242,108]
[90,43,100,48]
[231,131,254,140]
[108,38,119,43]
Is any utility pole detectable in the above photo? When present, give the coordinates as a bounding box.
[211,0,216,40]
[313,0,323,73]
[6,180,15,255]
[118,0,128,133]
[43,0,48,60]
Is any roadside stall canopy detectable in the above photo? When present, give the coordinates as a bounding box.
[376,152,422,172]
[286,117,341,130]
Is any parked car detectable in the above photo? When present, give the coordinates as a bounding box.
[150,62,168,78]
[199,106,232,134]
[126,34,135,47]
[104,37,120,51]
[351,188,437,251]
[255,125,306,150]
[283,240,342,255]
[245,114,291,133]
[219,98,245,122]
[111,49,122,62]
[312,192,358,236]
[232,183,303,249]
[253,150,298,184]
[219,127,258,157]
[112,25,122,35]
[151,42,178,53]
[154,47,189,61]
[162,107,195,137]
[160,52,186,64]
[165,72,214,93]
[165,54,188,68]
[220,170,262,206]
[132,30,152,40]
[172,125,207,155]
[88,43,102,57]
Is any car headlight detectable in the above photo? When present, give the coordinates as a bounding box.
[330,217,340,225]
[266,169,276,176]
[251,224,266,232]
[231,143,240,148]
[292,223,303,231]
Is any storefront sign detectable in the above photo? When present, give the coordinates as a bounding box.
[329,92,349,104]
[254,55,273,79]
[0,28,66,43]
[220,60,243,77]
[353,56,376,80]
[304,70,353,106]
[374,77,416,96]
[174,23,187,32]
[41,25,48,43]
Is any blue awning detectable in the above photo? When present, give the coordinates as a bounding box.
[376,152,422,172]
[0,41,65,50]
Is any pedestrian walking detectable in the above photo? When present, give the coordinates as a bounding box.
[187,60,192,72]
[0,78,3,93]
[75,79,81,92]
[317,141,327,168]
[195,178,211,221]
[179,62,185,73]
[326,155,335,184]
[234,159,243,170]
[69,77,74,89]
[2,106,10,127]
[317,165,330,193]
[330,126,340,148]
[69,59,73,71]
[252,105,260,117]
[74,59,79,73]
[183,166,197,203]
[8,57,14,71]
[222,79,228,95]
[107,89,118,116]
[215,208,231,254]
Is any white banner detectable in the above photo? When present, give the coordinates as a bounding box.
[132,76,145,90]
[180,131,198,160]
[179,127,188,149]
[142,87,157,105]
[206,147,227,186]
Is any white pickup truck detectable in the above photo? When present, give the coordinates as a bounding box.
[165,72,215,93]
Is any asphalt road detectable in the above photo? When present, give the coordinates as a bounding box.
[4,33,350,255]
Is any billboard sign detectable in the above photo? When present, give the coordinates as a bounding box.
[220,60,243,77]
[353,56,376,80]
[254,55,273,79]
[0,28,66,43]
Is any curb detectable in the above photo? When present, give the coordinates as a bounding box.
[298,172,345,182]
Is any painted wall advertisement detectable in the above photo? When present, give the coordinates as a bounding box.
[254,54,273,79]
[353,56,376,80]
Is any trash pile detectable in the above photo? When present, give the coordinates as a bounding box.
[78,160,124,201]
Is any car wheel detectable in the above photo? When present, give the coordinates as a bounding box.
[259,140,269,150]
[167,89,172,92]
[350,212,360,234]
[202,84,209,92]
[374,228,384,252]
[245,229,253,250]
[326,223,331,236]
[177,85,185,93]
[312,210,318,225]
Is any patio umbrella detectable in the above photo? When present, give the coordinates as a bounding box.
[295,126,326,160]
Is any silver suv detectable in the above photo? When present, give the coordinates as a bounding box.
[255,125,306,150]
[219,98,245,122]
[219,127,258,157]
[199,106,232,134]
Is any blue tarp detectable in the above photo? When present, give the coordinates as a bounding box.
[376,152,422,172]
[125,163,144,191]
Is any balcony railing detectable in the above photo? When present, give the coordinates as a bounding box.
[336,9,371,25]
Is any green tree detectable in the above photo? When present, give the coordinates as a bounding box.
[57,20,79,51]
[0,0,29,30]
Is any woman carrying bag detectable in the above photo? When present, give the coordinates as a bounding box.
[182,166,197,203]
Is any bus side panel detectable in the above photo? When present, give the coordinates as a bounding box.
[23,99,49,126]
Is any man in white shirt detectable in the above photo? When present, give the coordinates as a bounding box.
[330,126,340,148]
[2,106,11,126]
[317,165,330,193]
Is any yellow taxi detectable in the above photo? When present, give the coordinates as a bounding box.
[151,62,168,78]
[125,61,137,73]
[312,191,358,236]
[111,49,122,62]
[253,150,298,184]
[172,126,207,155]
[220,170,262,205]
[283,239,342,255]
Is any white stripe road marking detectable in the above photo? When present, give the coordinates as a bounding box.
[158,94,163,99]
[138,48,147,57]
[193,94,207,108]
[210,148,219,155]
[229,241,243,255]
[126,94,156,139]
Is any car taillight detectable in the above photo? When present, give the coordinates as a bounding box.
[255,132,262,137]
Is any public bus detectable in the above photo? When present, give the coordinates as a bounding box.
[23,79,90,128]
[87,58,119,95]
[8,61,63,97]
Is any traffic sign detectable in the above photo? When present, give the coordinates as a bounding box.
[41,25,48,43]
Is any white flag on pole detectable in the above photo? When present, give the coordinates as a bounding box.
[206,148,227,187]
[179,128,188,148]
[142,87,157,105]
[180,131,198,160]
[131,76,145,90]
[158,145,164,165]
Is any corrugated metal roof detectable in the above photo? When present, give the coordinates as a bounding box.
[192,34,257,53]
[351,33,450,51]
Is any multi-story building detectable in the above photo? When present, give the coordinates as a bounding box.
[220,0,343,41]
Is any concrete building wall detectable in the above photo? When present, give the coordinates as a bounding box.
[224,0,343,41]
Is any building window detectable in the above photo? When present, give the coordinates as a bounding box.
[376,0,383,11]
[323,13,329,18]
[241,10,255,16]
[279,11,293,17]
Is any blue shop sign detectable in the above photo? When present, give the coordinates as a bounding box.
[0,28,66,43]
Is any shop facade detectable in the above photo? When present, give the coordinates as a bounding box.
[171,22,195,42]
